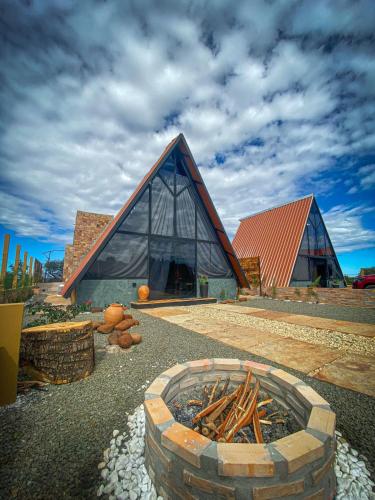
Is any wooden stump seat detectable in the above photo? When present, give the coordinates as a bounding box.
[21,321,95,384]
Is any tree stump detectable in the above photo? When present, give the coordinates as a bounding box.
[20,321,95,384]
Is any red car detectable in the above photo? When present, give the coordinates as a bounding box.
[352,274,375,289]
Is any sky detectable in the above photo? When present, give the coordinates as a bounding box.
[0,0,374,276]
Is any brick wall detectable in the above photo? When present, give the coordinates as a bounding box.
[63,211,113,281]
[263,286,375,308]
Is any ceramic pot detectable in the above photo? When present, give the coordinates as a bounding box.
[104,304,125,325]
[138,285,150,302]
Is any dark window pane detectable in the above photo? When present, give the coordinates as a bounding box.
[149,238,173,299]
[86,233,147,279]
[197,206,217,242]
[307,224,316,256]
[316,223,327,256]
[118,187,149,234]
[291,256,310,281]
[299,227,309,255]
[151,176,174,236]
[159,155,175,193]
[197,242,232,278]
[176,158,190,194]
[176,187,196,238]
[174,240,196,296]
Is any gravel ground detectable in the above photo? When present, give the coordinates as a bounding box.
[187,305,375,356]
[239,296,375,324]
[1,310,374,499]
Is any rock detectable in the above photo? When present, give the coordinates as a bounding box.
[98,462,106,470]
[106,345,122,354]
[97,323,114,334]
[113,429,120,438]
[118,333,133,349]
[92,321,104,330]
[351,448,359,457]
[123,314,134,320]
[108,331,121,345]
[97,484,104,497]
[115,319,140,331]
[130,333,142,345]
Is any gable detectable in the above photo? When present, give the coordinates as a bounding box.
[62,134,248,296]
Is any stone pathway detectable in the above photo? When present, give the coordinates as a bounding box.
[142,304,375,398]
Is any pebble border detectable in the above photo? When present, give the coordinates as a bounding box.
[144,358,336,499]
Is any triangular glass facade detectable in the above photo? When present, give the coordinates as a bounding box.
[291,200,344,286]
[85,147,233,298]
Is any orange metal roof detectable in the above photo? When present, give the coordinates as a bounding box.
[232,195,314,288]
[62,134,248,297]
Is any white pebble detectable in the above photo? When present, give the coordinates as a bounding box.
[113,429,120,438]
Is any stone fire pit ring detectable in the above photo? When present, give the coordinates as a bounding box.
[144,359,336,500]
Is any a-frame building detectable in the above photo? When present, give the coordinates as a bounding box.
[232,195,345,288]
[62,134,248,306]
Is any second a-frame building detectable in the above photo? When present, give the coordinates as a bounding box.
[232,195,345,288]
[62,134,248,306]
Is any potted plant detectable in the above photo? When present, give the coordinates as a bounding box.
[199,275,209,298]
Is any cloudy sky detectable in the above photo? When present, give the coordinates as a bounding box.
[1,0,374,274]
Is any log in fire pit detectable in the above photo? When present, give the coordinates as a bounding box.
[144,359,336,499]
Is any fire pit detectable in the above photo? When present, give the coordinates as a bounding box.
[144,359,336,499]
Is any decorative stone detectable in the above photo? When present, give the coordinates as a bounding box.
[130,333,142,345]
[117,333,133,349]
[97,323,114,334]
[115,319,140,331]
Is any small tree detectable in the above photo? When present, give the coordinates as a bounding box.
[44,259,64,281]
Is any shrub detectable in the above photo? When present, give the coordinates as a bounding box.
[25,302,92,327]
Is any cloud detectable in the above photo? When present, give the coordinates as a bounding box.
[322,205,375,253]
[0,0,374,255]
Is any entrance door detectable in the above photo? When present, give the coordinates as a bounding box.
[310,258,328,287]
[149,238,196,299]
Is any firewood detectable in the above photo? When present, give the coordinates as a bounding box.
[193,426,200,433]
[257,398,273,408]
[267,411,280,419]
[187,399,203,407]
[192,397,225,424]
[239,430,251,443]
[202,385,209,408]
[275,418,286,424]
[208,376,221,405]
[206,385,242,424]
[218,377,230,399]
[216,384,245,438]
[173,401,182,410]
[259,419,272,425]
[252,408,264,444]
[225,381,260,442]
[258,409,266,419]
[201,427,210,437]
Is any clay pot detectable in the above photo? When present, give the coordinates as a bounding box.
[130,333,142,345]
[137,285,150,302]
[104,304,125,325]
[117,332,133,349]
[97,323,114,334]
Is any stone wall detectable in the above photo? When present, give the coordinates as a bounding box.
[63,211,113,281]
[202,278,238,300]
[77,278,148,307]
[263,286,375,308]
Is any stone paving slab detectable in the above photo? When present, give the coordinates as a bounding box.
[144,308,192,318]
[313,353,375,398]
[142,305,375,395]
[247,337,341,374]
[280,314,375,338]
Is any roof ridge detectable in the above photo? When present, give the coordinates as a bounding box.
[239,194,314,222]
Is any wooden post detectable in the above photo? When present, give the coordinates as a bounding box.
[28,256,34,286]
[12,244,21,289]
[0,234,10,291]
[22,251,28,287]
[71,288,77,305]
